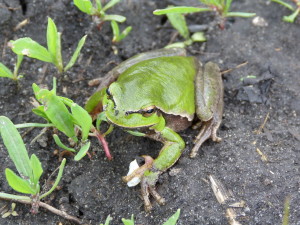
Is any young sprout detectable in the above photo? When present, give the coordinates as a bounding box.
[154,0,256,31]
[0,55,24,80]
[74,0,132,43]
[271,0,300,23]
[0,116,66,213]
[9,17,86,74]
[30,78,111,160]
[111,21,132,43]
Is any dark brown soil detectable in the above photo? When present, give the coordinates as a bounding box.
[0,0,299,224]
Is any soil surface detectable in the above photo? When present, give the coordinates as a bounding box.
[0,0,299,224]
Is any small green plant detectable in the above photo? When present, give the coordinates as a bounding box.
[111,21,132,43]
[100,209,180,225]
[1,203,18,218]
[0,55,23,80]
[0,116,66,213]
[9,17,86,74]
[74,0,131,42]
[23,78,111,160]
[154,0,256,32]
[271,0,300,23]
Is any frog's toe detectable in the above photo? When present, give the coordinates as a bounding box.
[141,171,165,212]
[190,117,222,158]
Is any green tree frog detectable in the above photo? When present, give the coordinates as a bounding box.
[86,48,224,211]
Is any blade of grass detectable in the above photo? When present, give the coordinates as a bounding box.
[103,0,122,12]
[167,12,190,39]
[162,209,181,225]
[153,6,211,15]
[9,38,52,62]
[0,116,32,178]
[74,141,91,161]
[74,0,93,15]
[53,134,76,152]
[47,17,58,65]
[271,0,295,11]
[39,158,66,199]
[64,35,87,72]
[225,12,256,17]
[30,154,43,185]
[0,63,13,79]
[103,14,126,22]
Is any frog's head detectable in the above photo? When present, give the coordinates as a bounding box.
[102,82,163,129]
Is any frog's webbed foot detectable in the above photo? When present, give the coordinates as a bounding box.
[122,156,165,212]
[190,115,222,158]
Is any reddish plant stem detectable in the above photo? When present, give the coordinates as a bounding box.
[94,130,112,160]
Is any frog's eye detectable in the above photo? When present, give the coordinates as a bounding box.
[142,106,156,117]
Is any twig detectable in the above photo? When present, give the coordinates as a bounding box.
[221,61,248,75]
[0,198,82,224]
[254,112,270,135]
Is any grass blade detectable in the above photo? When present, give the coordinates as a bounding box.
[0,116,32,179]
[103,14,126,22]
[64,35,87,72]
[154,6,211,15]
[121,214,134,225]
[47,17,58,65]
[74,140,91,161]
[0,63,13,79]
[162,209,181,225]
[74,0,93,15]
[167,12,190,39]
[53,134,76,152]
[102,0,122,12]
[9,38,52,62]
[39,158,66,199]
[225,12,256,17]
[271,0,295,11]
[71,103,92,141]
[30,154,43,185]
[5,168,36,194]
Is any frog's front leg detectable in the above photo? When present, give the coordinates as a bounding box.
[123,126,185,211]
[191,61,224,158]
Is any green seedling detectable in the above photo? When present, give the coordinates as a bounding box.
[100,209,180,225]
[74,0,126,25]
[30,78,111,160]
[0,55,24,80]
[1,203,18,218]
[154,0,256,31]
[111,21,132,43]
[271,0,300,23]
[0,116,66,214]
[74,0,131,43]
[9,17,86,74]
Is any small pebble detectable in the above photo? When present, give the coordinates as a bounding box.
[252,16,268,27]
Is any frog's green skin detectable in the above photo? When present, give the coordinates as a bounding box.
[87,48,223,211]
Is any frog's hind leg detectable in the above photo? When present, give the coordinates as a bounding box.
[190,113,222,158]
[191,61,223,158]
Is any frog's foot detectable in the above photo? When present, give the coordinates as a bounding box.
[122,156,165,212]
[190,117,222,158]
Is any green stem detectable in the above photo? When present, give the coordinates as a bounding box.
[15,123,54,129]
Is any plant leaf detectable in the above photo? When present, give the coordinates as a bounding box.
[111,21,120,41]
[102,215,112,225]
[35,89,77,141]
[47,17,58,65]
[103,14,126,22]
[116,26,132,42]
[30,154,43,186]
[122,214,134,225]
[9,38,52,62]
[225,12,256,17]
[103,0,122,12]
[283,8,300,23]
[0,63,13,79]
[5,168,36,194]
[70,103,92,141]
[191,32,206,42]
[153,6,211,15]
[74,0,93,15]
[0,116,32,179]
[32,106,50,122]
[167,12,190,39]
[162,209,181,225]
[74,140,91,161]
[53,134,76,152]
[64,35,87,72]
[39,158,66,199]
[270,0,295,11]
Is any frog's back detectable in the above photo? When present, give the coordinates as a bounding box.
[117,56,197,120]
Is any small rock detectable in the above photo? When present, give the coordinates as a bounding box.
[169,168,182,176]
[252,16,268,27]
